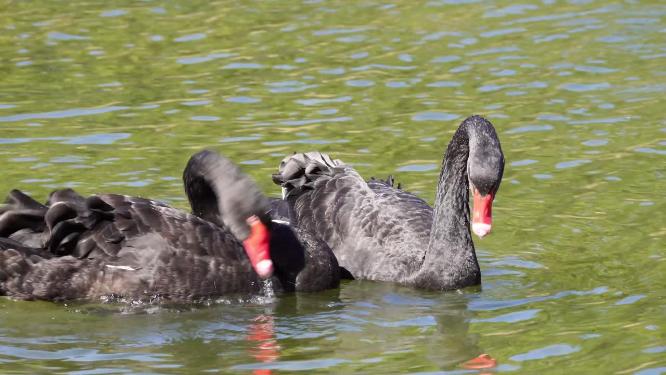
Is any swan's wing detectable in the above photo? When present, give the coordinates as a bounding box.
[0,190,264,301]
[66,194,247,261]
[272,153,433,280]
[0,189,247,261]
[366,176,433,210]
[267,223,340,291]
[272,152,364,246]
[0,235,263,301]
[0,190,48,246]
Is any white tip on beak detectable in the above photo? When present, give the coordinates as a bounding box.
[255,259,274,278]
[472,222,492,238]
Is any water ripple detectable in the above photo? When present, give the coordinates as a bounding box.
[643,346,666,354]
[346,80,375,87]
[173,33,206,42]
[615,294,645,305]
[470,286,609,311]
[225,96,261,104]
[0,344,169,362]
[295,96,352,106]
[431,55,461,63]
[510,344,580,361]
[511,159,538,167]
[473,309,541,323]
[0,106,128,122]
[181,100,210,107]
[480,27,526,38]
[559,82,612,92]
[582,139,608,147]
[176,52,235,65]
[191,116,220,122]
[267,81,317,93]
[351,64,415,72]
[635,367,666,375]
[100,9,127,17]
[374,316,437,328]
[635,147,666,156]
[426,81,462,88]
[262,139,349,146]
[222,62,264,70]
[313,27,367,36]
[396,164,438,172]
[411,112,459,122]
[48,32,89,41]
[484,4,539,18]
[232,358,349,371]
[505,124,553,134]
[279,117,352,126]
[569,117,628,125]
[0,133,130,145]
[555,159,591,169]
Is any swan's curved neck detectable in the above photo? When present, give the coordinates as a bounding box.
[184,170,223,227]
[183,150,271,241]
[412,122,480,290]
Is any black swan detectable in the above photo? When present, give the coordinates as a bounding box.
[0,150,339,302]
[271,115,504,290]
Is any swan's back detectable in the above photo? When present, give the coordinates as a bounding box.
[273,153,434,281]
[77,194,245,260]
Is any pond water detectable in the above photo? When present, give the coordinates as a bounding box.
[1,0,665,373]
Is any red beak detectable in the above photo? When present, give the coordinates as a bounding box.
[242,216,273,278]
[472,189,494,238]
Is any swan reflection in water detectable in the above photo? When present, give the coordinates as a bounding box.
[246,314,279,375]
[431,294,498,372]
[333,283,498,372]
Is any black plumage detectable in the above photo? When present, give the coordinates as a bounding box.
[272,115,505,290]
[0,150,339,302]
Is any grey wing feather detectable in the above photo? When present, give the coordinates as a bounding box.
[273,153,434,282]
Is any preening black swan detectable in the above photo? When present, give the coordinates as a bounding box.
[0,150,339,302]
[272,115,505,290]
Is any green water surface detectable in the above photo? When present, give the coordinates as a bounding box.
[1,0,665,373]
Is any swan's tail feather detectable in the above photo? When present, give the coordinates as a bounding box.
[0,190,50,247]
[272,152,345,198]
[47,188,86,206]
[0,190,129,300]
[0,190,48,237]
[45,193,121,258]
[0,189,121,258]
[2,189,47,212]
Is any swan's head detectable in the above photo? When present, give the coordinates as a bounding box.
[242,215,274,279]
[465,116,505,238]
[184,150,274,278]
